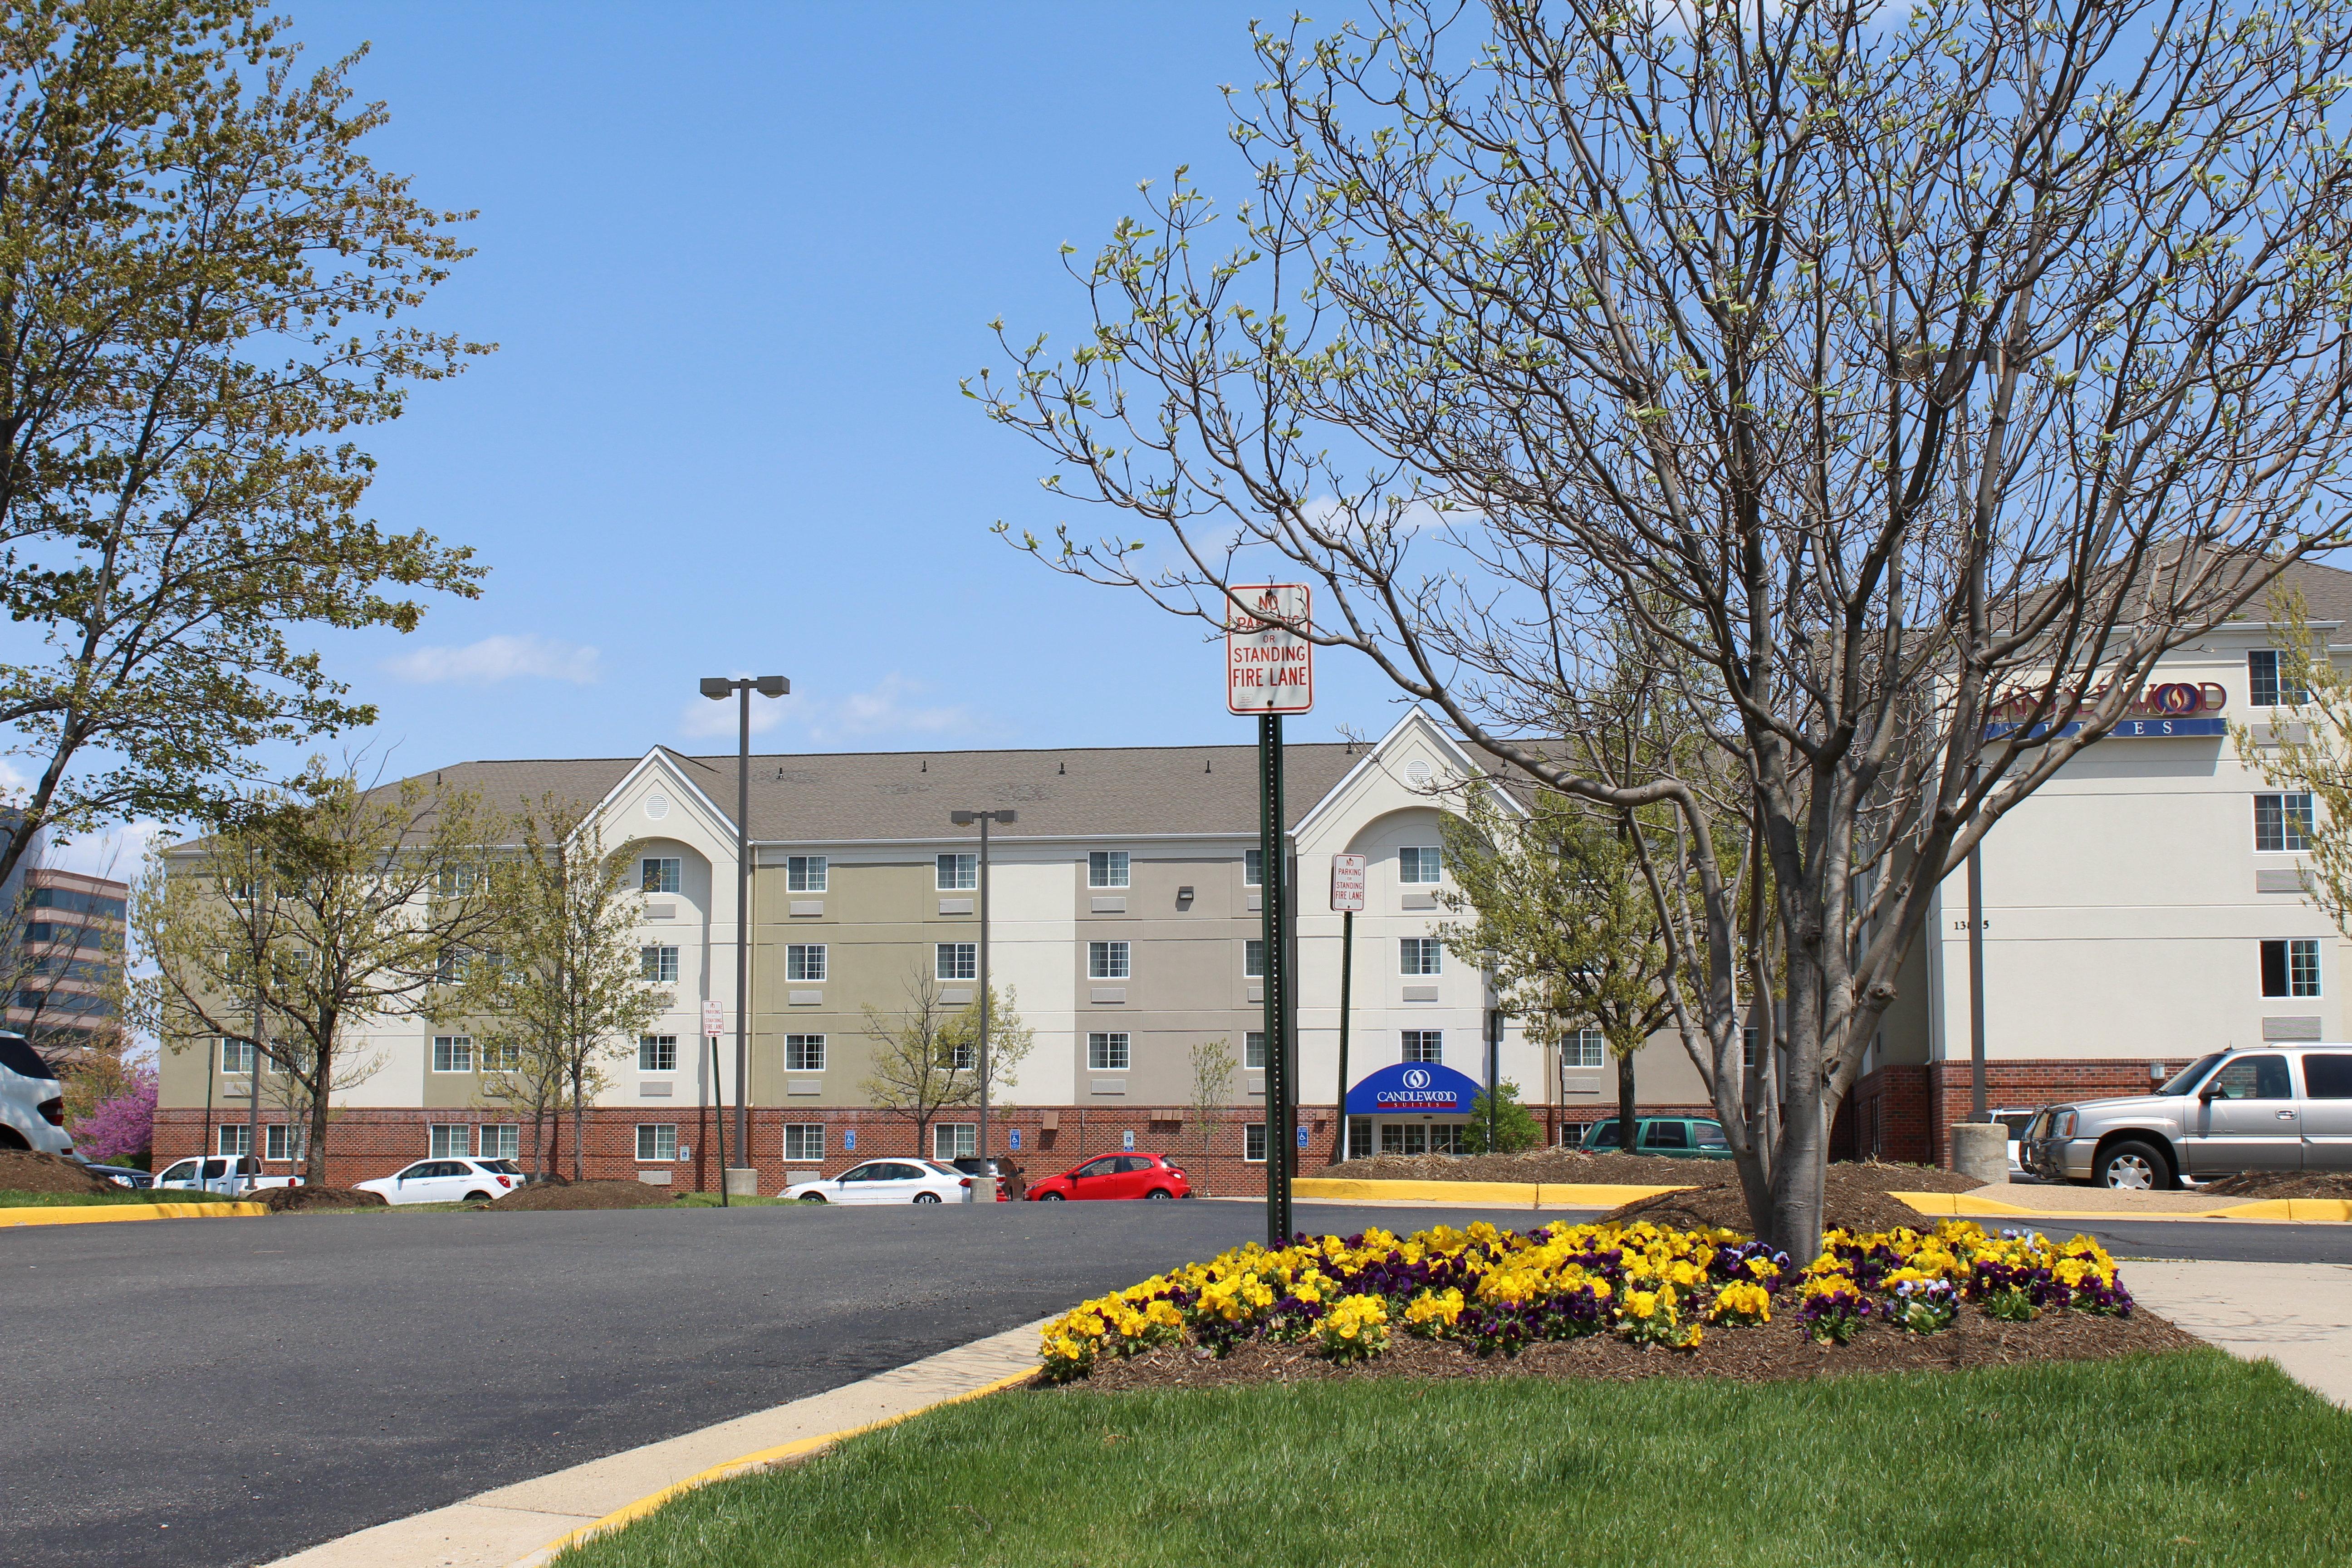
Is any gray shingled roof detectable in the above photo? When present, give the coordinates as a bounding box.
[2232,557,2352,627]
[430,741,1370,843]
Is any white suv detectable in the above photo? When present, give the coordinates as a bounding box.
[354,1158,527,1205]
[0,1032,73,1157]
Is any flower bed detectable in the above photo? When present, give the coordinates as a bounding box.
[1040,1218,2191,1387]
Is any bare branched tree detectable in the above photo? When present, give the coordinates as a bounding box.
[980,0,2352,1256]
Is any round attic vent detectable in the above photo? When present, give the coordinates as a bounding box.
[1405,760,1433,785]
[644,793,671,821]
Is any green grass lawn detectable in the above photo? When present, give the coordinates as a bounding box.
[553,1350,2349,1568]
[0,1187,247,1207]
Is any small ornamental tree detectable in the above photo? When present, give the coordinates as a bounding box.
[1187,1034,1238,1191]
[1461,1082,1542,1156]
[70,1065,157,1165]
[860,975,1035,1156]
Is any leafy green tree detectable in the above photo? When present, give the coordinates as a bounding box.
[448,795,669,1181]
[132,760,502,1185]
[1442,789,1685,1154]
[0,1,488,888]
[859,976,1035,1156]
[1461,1081,1541,1156]
[1186,1033,1236,1191]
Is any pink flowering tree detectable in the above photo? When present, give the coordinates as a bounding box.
[73,1067,156,1165]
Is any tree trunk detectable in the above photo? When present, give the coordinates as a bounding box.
[304,1073,330,1188]
[1615,1052,1637,1153]
[570,1062,586,1181]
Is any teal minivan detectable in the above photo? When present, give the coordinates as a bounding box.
[1571,1116,1733,1158]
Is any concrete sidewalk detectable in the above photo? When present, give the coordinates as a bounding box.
[2126,1259,2352,1407]
[262,1318,1047,1568]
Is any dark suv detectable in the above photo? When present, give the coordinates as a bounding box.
[1572,1116,1733,1159]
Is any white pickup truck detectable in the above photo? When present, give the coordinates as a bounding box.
[150,1156,304,1196]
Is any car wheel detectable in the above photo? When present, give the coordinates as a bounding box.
[1038,1191,1065,1201]
[2097,1139,2175,1191]
[913,1191,942,1204]
[798,1193,826,1202]
[1145,1188,1174,1200]
[462,1191,492,1204]
[0,1127,27,1151]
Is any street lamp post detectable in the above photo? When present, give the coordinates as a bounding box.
[950,808,1014,1201]
[700,674,789,1194]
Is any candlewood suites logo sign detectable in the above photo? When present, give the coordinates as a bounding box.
[1985,679,2229,740]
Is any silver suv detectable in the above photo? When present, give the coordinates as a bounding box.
[2023,1047,2352,1189]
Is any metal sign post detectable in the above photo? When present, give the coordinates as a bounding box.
[1330,853,1365,1166]
[702,999,728,1207]
[1227,585,1313,1247]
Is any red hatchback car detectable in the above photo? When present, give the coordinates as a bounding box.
[1026,1151,1191,1201]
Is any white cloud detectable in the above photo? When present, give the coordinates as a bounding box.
[382,634,601,686]
[39,818,167,880]
[676,674,976,748]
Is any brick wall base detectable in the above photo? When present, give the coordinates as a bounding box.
[1832,1058,2194,1169]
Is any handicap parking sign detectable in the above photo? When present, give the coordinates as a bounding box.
[1122,1128,1136,1151]
[1009,1129,1022,1152]
[1297,1123,1309,1149]
[843,1128,856,1152]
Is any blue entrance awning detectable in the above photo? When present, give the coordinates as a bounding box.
[1346,1061,1484,1117]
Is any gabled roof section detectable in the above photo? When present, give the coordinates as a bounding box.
[1289,706,1523,843]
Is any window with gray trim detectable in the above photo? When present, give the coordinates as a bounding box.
[1244,939,1265,978]
[641,946,679,982]
[787,944,826,982]
[219,1037,256,1075]
[937,942,977,980]
[638,1034,677,1072]
[1244,1123,1267,1162]
[786,1034,826,1071]
[937,853,976,890]
[636,1124,678,1161]
[1088,941,1129,980]
[1089,851,1129,887]
[1245,1030,1267,1069]
[1400,938,1444,975]
[480,1125,521,1160]
[1564,1029,1606,1068]
[642,857,681,893]
[431,1035,474,1073]
[1088,1031,1130,1069]
[1402,1029,1443,1063]
[787,855,827,892]
[2249,649,2309,708]
[1399,846,1443,884]
[429,1124,470,1158]
[784,1123,825,1161]
[1244,849,1263,886]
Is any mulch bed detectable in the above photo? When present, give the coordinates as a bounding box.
[0,1150,118,1195]
[1598,1166,1956,1235]
[489,1179,677,1210]
[1063,1303,2200,1392]
[261,1186,387,1212]
[1317,1149,1980,1195]
[2201,1170,2352,1199]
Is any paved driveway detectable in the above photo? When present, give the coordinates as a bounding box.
[7,1200,2346,1568]
[1,1200,1512,1568]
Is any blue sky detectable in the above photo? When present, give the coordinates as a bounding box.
[255,1,1405,779]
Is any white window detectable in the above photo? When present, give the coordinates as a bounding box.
[935,1122,977,1160]
[1399,846,1444,884]
[937,942,977,981]
[2256,793,2315,853]
[784,1123,825,1161]
[1742,1027,1760,1070]
[1088,1031,1130,1070]
[1245,1030,1267,1069]
[1088,851,1129,888]
[1402,1029,1443,1064]
[787,855,828,892]
[480,1125,521,1160]
[431,1036,475,1073]
[786,1034,827,1071]
[639,1034,678,1072]
[937,853,976,890]
[436,949,470,985]
[642,857,681,893]
[1244,848,1263,887]
[429,1124,471,1158]
[947,1039,975,1071]
[219,1037,255,1075]
[787,944,827,982]
[642,946,679,983]
[1088,941,1130,980]
[1400,938,1444,975]
[1565,1029,1606,1068]
[1244,1123,1267,1162]
[637,1124,678,1161]
[265,1123,308,1162]
[1245,940,1265,978]
[481,1039,523,1073]
[2249,648,2308,708]
[2262,938,2323,998]
[216,1123,251,1156]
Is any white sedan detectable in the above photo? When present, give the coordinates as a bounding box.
[785,1159,973,1204]
[354,1158,527,1205]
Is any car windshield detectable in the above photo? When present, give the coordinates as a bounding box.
[2158,1053,2227,1096]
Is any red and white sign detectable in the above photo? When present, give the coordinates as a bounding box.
[701,1000,724,1039]
[1225,583,1314,715]
[1331,853,1366,912]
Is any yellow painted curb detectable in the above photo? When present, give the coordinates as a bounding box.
[0,1200,268,1226]
[526,1366,1038,1565]
[1891,1192,2352,1223]
[2209,1197,2352,1222]
[1292,1177,1688,1208]
[1889,1191,2040,1216]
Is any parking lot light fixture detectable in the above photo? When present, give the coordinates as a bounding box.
[701,673,790,1189]
[950,807,1015,1199]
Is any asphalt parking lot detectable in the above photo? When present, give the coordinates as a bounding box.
[7,1200,2346,1568]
